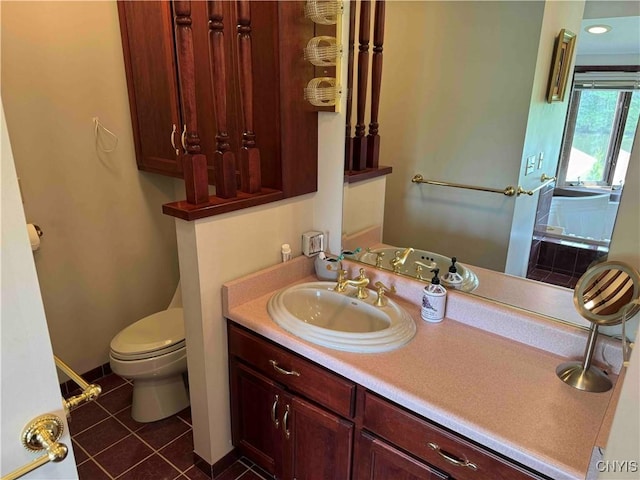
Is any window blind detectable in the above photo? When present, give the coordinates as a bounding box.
[573,71,640,90]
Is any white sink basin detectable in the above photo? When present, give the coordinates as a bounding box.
[267,281,416,353]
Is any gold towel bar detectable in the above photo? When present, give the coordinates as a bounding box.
[516,175,557,196]
[412,173,556,197]
[411,174,516,196]
[55,355,102,415]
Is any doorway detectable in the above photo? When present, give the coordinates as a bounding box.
[527,68,640,287]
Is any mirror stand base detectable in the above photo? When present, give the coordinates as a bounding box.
[556,361,612,393]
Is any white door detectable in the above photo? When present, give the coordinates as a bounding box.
[1,105,78,479]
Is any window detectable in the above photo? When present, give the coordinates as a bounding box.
[557,70,640,188]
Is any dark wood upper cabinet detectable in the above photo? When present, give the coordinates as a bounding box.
[118,1,184,178]
[118,0,319,220]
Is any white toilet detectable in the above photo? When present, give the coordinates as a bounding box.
[109,287,189,423]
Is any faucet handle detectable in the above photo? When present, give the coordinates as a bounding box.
[373,281,396,307]
[334,269,348,293]
[367,248,385,268]
[414,262,425,280]
[356,267,368,280]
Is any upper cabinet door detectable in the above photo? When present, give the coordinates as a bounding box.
[118,1,183,177]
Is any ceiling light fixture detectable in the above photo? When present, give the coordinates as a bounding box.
[585,24,612,35]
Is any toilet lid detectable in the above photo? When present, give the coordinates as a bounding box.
[111,308,185,358]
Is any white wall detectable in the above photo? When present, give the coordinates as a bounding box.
[505,0,586,276]
[1,1,180,375]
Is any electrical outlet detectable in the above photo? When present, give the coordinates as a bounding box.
[302,231,324,256]
[524,155,536,176]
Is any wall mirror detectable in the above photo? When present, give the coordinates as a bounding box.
[341,1,640,337]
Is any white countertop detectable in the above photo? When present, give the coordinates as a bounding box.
[222,256,625,480]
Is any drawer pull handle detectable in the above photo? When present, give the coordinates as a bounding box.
[269,359,300,377]
[427,442,478,471]
[283,404,291,440]
[271,395,280,428]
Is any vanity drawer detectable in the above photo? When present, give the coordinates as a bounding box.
[227,323,356,418]
[363,392,544,480]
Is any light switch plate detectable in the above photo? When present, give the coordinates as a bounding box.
[525,155,536,176]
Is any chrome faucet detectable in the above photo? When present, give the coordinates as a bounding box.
[390,247,414,273]
[334,268,370,299]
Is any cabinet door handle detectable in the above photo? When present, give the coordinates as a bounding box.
[269,359,300,377]
[170,124,180,156]
[181,124,187,152]
[271,394,280,429]
[282,404,291,440]
[427,442,478,471]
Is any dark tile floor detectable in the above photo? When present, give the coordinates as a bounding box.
[526,267,581,289]
[67,373,269,480]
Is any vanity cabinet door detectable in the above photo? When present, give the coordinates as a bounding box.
[117,0,184,178]
[282,396,354,480]
[229,358,285,477]
[355,431,449,480]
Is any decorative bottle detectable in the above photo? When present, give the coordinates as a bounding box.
[421,268,447,323]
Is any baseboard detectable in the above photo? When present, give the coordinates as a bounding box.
[194,448,239,479]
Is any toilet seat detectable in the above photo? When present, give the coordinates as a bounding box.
[110,308,185,361]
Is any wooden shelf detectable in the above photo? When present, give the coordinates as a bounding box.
[344,165,392,184]
[162,189,285,221]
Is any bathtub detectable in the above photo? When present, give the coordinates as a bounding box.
[548,188,618,241]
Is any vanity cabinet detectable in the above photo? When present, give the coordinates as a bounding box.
[228,322,546,480]
[228,323,355,479]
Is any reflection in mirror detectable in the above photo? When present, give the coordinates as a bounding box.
[341,1,640,338]
[556,261,640,392]
[357,247,479,292]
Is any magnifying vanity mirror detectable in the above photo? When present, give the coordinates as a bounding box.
[556,261,640,392]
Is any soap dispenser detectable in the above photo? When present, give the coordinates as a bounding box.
[442,257,463,290]
[421,268,447,323]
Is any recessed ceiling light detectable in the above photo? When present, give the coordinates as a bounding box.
[585,24,612,35]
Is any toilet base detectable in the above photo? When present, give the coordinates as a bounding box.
[131,374,190,423]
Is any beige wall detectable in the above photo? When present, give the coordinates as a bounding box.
[1,1,180,375]
[376,1,545,272]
